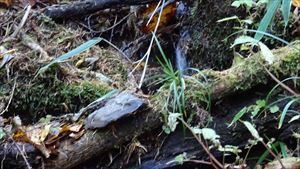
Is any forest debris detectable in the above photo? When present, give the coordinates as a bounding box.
[3,5,31,42]
[21,33,51,61]
[85,92,144,129]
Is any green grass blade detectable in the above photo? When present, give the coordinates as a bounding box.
[37,37,102,75]
[278,99,298,129]
[279,142,288,158]
[226,29,295,49]
[254,0,281,40]
[231,35,259,48]
[257,149,271,164]
[229,107,248,127]
[281,0,292,27]
[266,77,300,103]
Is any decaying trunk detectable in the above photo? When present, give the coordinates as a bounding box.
[1,42,299,168]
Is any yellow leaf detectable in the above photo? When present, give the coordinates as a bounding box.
[140,2,176,34]
[40,124,51,142]
[292,0,300,7]
[0,0,13,7]
[75,58,85,67]
[13,128,31,143]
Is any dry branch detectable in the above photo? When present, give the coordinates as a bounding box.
[44,0,159,19]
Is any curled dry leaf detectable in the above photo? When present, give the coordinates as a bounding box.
[140,1,176,33]
[12,121,85,158]
[292,0,300,7]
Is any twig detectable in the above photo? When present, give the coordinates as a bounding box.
[0,79,16,115]
[109,15,118,41]
[101,38,131,62]
[21,33,51,61]
[1,145,6,169]
[130,0,164,88]
[82,12,132,34]
[263,65,299,96]
[3,5,32,42]
[242,143,254,167]
[105,13,132,33]
[261,140,285,169]
[184,159,212,165]
[154,135,167,160]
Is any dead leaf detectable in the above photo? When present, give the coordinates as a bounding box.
[0,0,13,7]
[45,125,70,145]
[75,58,85,67]
[13,128,31,143]
[69,129,85,140]
[69,122,83,132]
[140,1,176,33]
[292,0,300,7]
[40,124,51,142]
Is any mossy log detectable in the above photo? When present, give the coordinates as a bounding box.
[207,41,300,99]
[1,41,299,168]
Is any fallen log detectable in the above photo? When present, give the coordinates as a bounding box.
[44,0,159,20]
[1,41,299,169]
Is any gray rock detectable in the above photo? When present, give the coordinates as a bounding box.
[85,92,144,129]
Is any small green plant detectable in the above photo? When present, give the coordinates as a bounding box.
[153,35,186,134]
[230,86,299,130]
[154,35,212,133]
[241,121,286,168]
[257,141,288,165]
[229,76,300,167]
[231,0,292,40]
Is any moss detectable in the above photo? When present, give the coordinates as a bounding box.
[0,13,132,124]
[187,0,239,70]
[95,48,130,87]
[9,77,111,121]
[274,41,300,76]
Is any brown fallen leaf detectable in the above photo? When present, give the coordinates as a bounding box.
[140,1,176,33]
[292,0,300,7]
[0,0,12,7]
